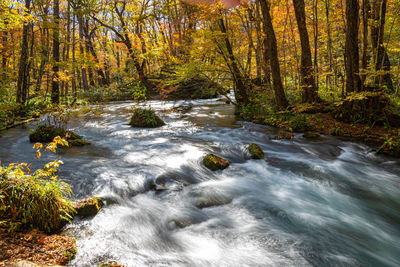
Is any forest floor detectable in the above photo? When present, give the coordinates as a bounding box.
[0,226,76,266]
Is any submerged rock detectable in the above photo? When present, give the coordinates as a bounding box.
[29,124,90,146]
[303,131,320,139]
[248,143,264,159]
[170,218,193,228]
[203,154,229,171]
[148,174,189,192]
[73,197,104,218]
[274,131,294,140]
[129,108,165,128]
[195,198,232,209]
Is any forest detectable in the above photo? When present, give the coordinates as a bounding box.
[1,0,400,266]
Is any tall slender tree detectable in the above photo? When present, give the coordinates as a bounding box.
[345,0,362,93]
[16,0,32,104]
[259,0,288,109]
[51,0,60,103]
[292,0,320,102]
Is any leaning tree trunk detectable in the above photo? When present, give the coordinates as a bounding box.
[345,0,362,93]
[51,0,60,104]
[259,0,288,109]
[293,0,320,103]
[16,0,31,104]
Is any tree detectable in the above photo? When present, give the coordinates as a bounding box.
[259,0,288,109]
[51,0,60,104]
[292,0,320,102]
[345,0,362,93]
[16,0,32,104]
[371,0,393,91]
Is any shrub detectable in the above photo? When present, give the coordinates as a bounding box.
[0,137,75,233]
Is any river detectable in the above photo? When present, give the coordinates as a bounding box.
[0,98,399,266]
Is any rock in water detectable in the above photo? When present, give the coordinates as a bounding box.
[203,154,229,171]
[73,197,104,218]
[303,131,320,139]
[248,143,264,159]
[29,124,90,146]
[274,131,294,140]
[129,108,165,128]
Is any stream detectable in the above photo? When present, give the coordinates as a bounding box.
[0,98,399,266]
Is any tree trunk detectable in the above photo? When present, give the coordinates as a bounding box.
[361,0,370,85]
[51,0,60,104]
[293,0,320,102]
[259,0,289,109]
[77,13,89,91]
[371,0,393,91]
[216,18,249,106]
[345,0,362,93]
[1,28,7,80]
[16,0,31,104]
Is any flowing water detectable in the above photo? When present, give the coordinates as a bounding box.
[0,98,399,267]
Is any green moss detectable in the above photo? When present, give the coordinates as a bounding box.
[98,261,122,267]
[274,131,294,140]
[73,197,104,218]
[68,138,91,146]
[377,134,400,157]
[29,124,89,146]
[303,131,320,139]
[248,143,264,159]
[129,108,165,128]
[203,154,230,171]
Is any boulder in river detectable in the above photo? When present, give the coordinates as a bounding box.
[129,108,165,128]
[73,197,104,218]
[195,198,232,209]
[274,131,294,140]
[302,131,320,139]
[29,124,90,146]
[98,261,123,267]
[203,154,229,171]
[248,143,264,159]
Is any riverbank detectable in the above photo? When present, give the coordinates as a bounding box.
[239,102,400,158]
[0,226,76,266]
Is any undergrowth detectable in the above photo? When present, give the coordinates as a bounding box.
[0,137,75,233]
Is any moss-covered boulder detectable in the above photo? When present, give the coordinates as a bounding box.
[248,143,264,159]
[29,124,90,146]
[98,261,123,267]
[203,154,229,171]
[303,131,320,139]
[274,131,294,140]
[73,197,104,218]
[129,108,165,128]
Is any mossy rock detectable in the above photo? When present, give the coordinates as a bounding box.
[68,138,91,146]
[98,261,124,267]
[73,197,104,218]
[29,124,90,146]
[203,154,229,171]
[274,131,294,140]
[248,143,264,159]
[303,131,320,139]
[129,108,165,128]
